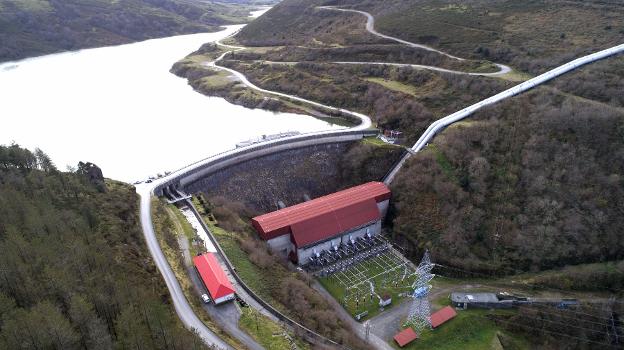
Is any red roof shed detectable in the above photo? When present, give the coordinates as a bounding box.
[193,253,235,303]
[393,327,418,347]
[251,182,391,248]
[430,306,457,328]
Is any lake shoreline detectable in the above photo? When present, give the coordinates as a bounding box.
[1,24,341,183]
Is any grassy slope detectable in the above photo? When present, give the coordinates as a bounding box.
[0,0,265,62]
[397,308,527,350]
[370,0,624,74]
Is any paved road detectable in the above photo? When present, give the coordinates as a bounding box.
[208,53,373,131]
[367,283,481,341]
[172,211,264,350]
[244,59,511,77]
[317,6,512,76]
[187,263,265,350]
[136,185,233,350]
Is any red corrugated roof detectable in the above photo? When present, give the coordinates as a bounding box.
[193,253,235,300]
[251,182,391,247]
[430,306,457,328]
[393,327,418,347]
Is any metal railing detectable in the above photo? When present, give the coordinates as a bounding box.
[154,129,378,195]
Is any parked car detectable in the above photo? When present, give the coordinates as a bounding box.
[201,294,210,304]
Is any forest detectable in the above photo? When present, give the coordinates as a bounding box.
[390,88,624,273]
[0,144,207,349]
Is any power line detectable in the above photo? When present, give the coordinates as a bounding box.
[515,305,624,333]
[435,273,623,345]
[435,258,624,295]
[434,264,624,308]
[491,317,620,348]
[525,303,624,330]
[435,265,623,316]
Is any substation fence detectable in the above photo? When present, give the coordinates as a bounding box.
[313,237,418,306]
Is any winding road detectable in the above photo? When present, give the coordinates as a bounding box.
[317,6,512,76]
[137,6,624,350]
[137,186,232,350]
[209,42,373,130]
[242,59,511,77]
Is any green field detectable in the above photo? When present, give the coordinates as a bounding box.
[239,307,309,350]
[318,251,417,320]
[396,308,527,350]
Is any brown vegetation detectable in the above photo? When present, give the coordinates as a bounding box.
[369,0,624,74]
[229,44,497,72]
[220,60,510,143]
[208,198,372,349]
[390,89,624,273]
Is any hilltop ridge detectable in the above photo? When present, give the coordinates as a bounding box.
[0,0,275,62]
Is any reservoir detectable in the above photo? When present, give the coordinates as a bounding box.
[0,24,340,182]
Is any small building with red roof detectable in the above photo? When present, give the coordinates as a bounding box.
[393,327,418,347]
[430,306,457,328]
[251,182,391,264]
[193,253,235,304]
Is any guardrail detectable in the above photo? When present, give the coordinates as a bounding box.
[185,199,352,350]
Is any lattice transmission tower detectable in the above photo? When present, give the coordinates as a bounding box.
[404,250,435,331]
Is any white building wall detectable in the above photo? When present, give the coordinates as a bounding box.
[377,199,389,219]
[296,221,382,264]
[266,234,292,257]
[213,293,235,305]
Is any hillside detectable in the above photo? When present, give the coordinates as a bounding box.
[390,87,624,273]
[173,0,624,276]
[0,145,208,349]
[0,0,272,62]
[237,0,624,74]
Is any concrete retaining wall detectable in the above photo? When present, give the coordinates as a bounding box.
[155,129,378,196]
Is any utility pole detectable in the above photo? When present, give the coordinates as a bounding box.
[255,310,259,332]
[604,297,620,347]
[609,312,620,346]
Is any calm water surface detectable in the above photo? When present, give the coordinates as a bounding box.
[0,24,339,182]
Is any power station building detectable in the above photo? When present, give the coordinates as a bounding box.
[251,182,391,264]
